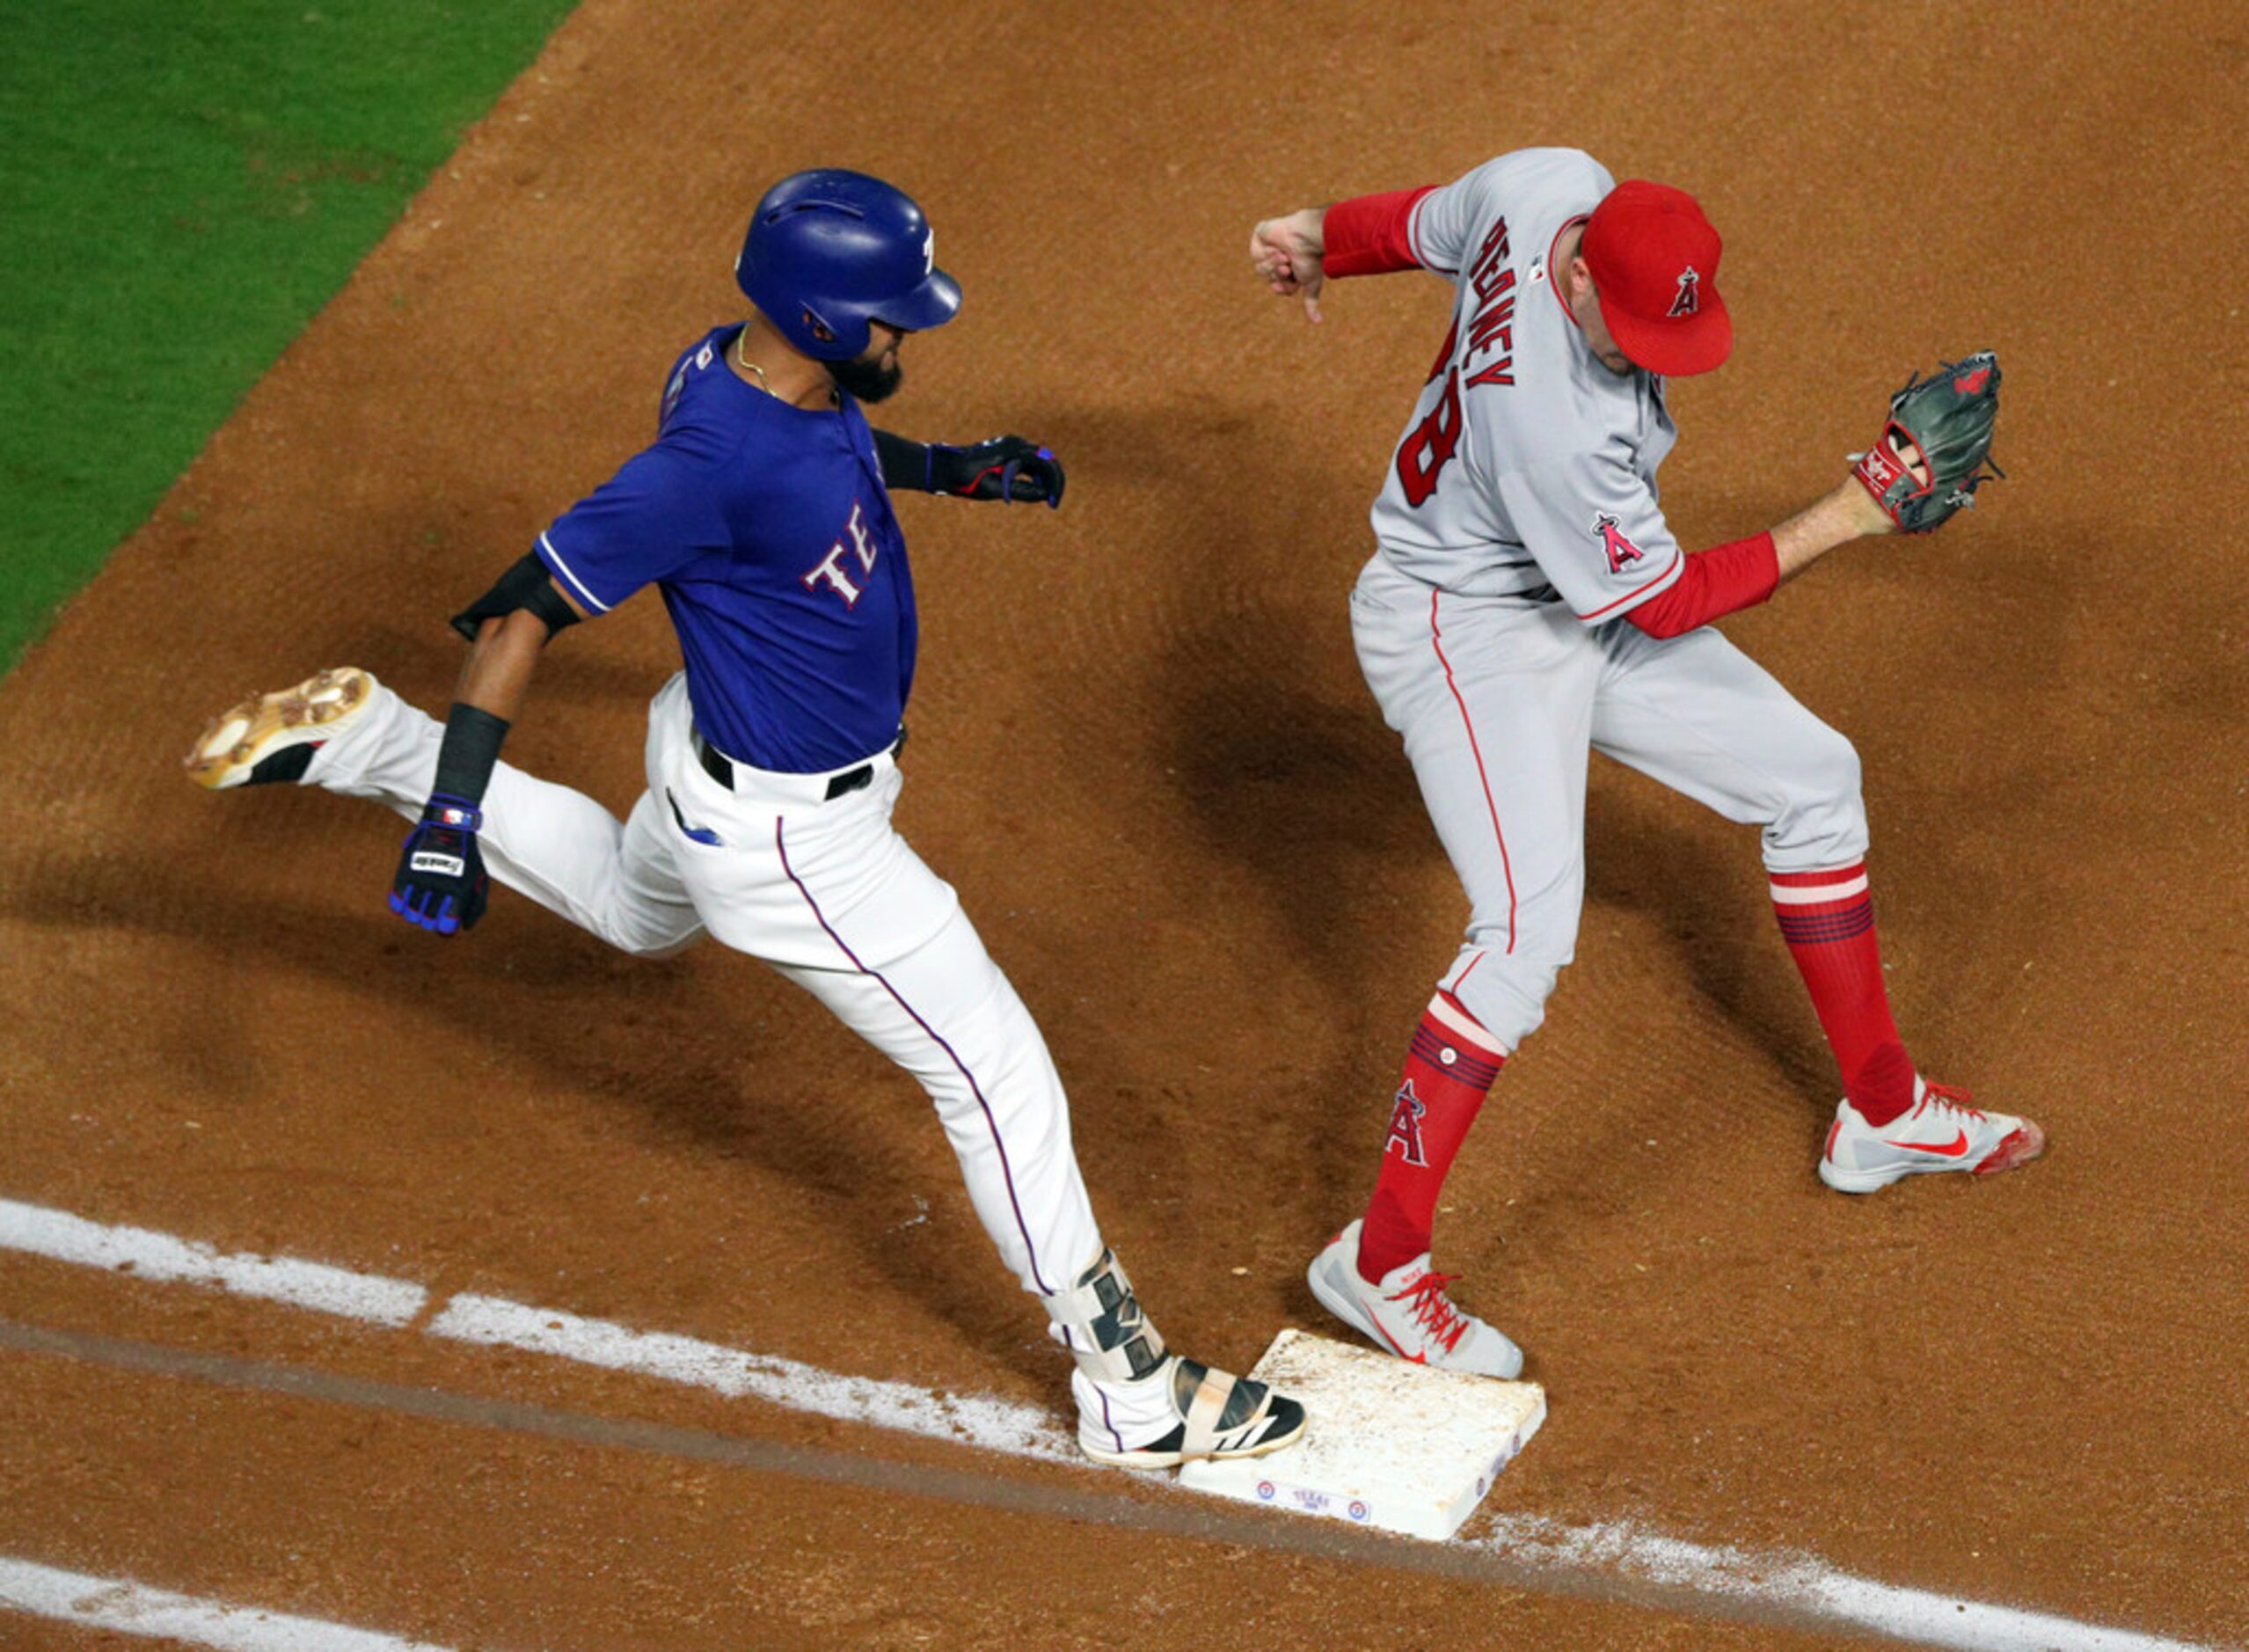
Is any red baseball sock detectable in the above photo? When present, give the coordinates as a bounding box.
[1358,993,1507,1283]
[1771,862,1916,1127]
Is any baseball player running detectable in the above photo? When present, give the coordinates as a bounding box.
[1248,148,2038,1376]
[186,169,1303,1469]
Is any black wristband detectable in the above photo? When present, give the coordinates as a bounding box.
[432,704,511,805]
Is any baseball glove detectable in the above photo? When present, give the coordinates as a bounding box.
[1851,352,2004,532]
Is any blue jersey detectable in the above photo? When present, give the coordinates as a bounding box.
[534,325,916,774]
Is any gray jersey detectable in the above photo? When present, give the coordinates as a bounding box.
[1369,148,1684,623]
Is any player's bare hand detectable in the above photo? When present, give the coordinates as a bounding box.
[1835,479,1888,537]
[1250,208,1328,324]
[1831,469,1901,538]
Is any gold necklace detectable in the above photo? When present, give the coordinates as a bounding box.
[733,326,770,392]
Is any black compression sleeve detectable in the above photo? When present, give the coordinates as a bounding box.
[871,428,932,492]
[431,705,511,806]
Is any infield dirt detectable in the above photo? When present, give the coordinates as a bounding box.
[2,2,2244,1647]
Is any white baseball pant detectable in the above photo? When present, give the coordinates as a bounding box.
[313,670,1103,1297]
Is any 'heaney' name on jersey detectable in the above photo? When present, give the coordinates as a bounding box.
[1369,147,1688,627]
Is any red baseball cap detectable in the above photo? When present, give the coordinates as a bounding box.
[1581,180,1732,376]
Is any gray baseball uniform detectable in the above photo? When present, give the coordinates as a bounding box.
[1349,147,1867,1050]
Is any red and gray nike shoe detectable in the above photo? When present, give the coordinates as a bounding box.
[1306,1219,1524,1378]
[1818,1077,2046,1193]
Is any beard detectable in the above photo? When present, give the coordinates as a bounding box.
[827,348,903,404]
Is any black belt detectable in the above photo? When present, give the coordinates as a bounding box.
[694,726,905,800]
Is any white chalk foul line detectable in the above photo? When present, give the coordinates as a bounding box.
[0,1195,1065,1462]
[0,1199,425,1327]
[0,1555,459,1651]
[1471,1517,2231,1652]
[427,1293,1073,1463]
[0,1195,2229,1652]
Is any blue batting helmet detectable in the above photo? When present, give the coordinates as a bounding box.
[734,169,961,361]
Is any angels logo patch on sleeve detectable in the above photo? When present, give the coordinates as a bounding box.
[1593,512,1646,573]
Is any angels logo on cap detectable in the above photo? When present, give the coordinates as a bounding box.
[1581,182,1732,376]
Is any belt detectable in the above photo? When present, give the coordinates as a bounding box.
[693,726,906,800]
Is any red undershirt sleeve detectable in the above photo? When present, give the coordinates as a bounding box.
[1624,531,1781,639]
[1321,186,1437,278]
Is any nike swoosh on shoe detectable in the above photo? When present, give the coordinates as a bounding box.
[1884,1129,1969,1157]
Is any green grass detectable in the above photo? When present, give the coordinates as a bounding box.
[0,0,578,672]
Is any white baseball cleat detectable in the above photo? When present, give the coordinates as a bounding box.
[1818,1077,2046,1193]
[1307,1218,1524,1378]
[1043,1247,1306,1471]
[184,667,376,790]
[1074,1356,1308,1470]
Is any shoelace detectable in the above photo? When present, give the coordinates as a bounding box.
[1389,1270,1470,1355]
[1920,1081,1988,1124]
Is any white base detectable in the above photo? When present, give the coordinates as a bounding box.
[1177,1329,1544,1541]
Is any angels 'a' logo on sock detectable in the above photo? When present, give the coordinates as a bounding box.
[1384,1080,1429,1167]
[1668,265,1700,318]
[1593,512,1645,573]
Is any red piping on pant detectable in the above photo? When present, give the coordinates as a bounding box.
[1429,590,1517,954]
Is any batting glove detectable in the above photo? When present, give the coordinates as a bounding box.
[389,793,490,936]
[927,435,1066,508]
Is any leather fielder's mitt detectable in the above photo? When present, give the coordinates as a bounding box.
[1852,351,2004,532]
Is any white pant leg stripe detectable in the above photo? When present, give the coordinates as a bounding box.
[1426,990,1509,1058]
[1771,874,1870,904]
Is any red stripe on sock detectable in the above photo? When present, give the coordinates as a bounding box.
[1771,900,1880,927]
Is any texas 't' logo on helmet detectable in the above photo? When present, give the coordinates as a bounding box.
[1592,512,1646,574]
[1668,265,1700,318]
